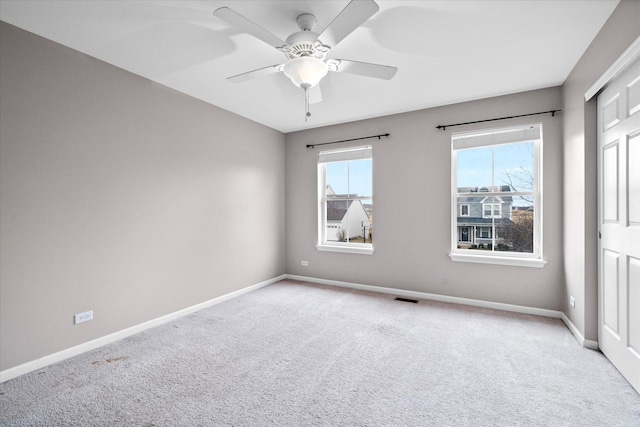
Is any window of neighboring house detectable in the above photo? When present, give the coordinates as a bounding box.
[317,145,373,255]
[460,204,470,216]
[483,202,501,218]
[477,227,492,239]
[451,123,545,268]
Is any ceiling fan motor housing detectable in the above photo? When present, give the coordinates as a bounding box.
[282,32,329,60]
[280,13,330,60]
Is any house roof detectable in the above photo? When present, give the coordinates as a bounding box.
[458,196,485,203]
[458,196,513,203]
[458,186,511,192]
[331,194,359,198]
[457,218,514,226]
[327,200,353,221]
[457,186,513,203]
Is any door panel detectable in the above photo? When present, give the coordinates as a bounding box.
[628,76,640,116]
[598,58,640,394]
[603,142,619,222]
[603,94,620,130]
[628,133,640,225]
[603,249,619,335]
[629,256,640,355]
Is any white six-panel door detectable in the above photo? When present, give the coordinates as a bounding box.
[598,58,640,394]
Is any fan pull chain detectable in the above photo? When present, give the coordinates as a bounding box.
[304,86,311,122]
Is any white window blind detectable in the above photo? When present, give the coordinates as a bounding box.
[318,145,372,163]
[452,124,541,151]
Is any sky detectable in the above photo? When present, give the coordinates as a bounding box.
[326,159,372,199]
[457,141,534,191]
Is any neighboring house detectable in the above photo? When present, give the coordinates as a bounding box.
[326,197,370,242]
[325,185,371,242]
[456,186,514,248]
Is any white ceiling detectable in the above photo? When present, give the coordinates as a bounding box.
[0,0,619,133]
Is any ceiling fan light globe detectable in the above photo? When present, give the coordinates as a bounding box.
[283,57,328,88]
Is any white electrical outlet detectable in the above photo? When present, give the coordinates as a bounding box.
[301,260,309,266]
[569,296,575,308]
[74,310,93,324]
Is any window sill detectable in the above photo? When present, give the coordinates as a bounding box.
[449,253,546,268]
[316,244,375,255]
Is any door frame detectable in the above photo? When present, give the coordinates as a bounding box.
[586,36,640,345]
[592,37,640,395]
[585,36,640,103]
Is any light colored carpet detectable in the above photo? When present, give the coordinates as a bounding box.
[1,279,639,426]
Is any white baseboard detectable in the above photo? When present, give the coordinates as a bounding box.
[0,274,286,383]
[2,273,598,383]
[561,313,600,350]
[286,274,563,319]
[287,274,602,350]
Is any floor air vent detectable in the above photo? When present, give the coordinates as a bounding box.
[394,297,419,303]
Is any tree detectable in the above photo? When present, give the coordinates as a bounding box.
[506,209,534,252]
[501,143,534,252]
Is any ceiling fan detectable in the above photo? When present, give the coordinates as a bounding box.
[213,0,397,120]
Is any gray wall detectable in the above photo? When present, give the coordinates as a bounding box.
[286,87,564,311]
[561,0,640,341]
[0,22,286,371]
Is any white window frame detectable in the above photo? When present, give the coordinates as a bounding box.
[450,123,546,268]
[317,145,374,255]
[460,204,470,216]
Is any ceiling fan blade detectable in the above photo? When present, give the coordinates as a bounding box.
[227,64,283,83]
[317,0,379,48]
[214,7,285,49]
[309,85,323,104]
[331,59,397,80]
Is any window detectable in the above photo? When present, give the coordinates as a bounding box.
[451,124,545,268]
[478,227,492,239]
[317,146,373,255]
[483,202,501,218]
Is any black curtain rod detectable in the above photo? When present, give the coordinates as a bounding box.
[436,110,561,131]
[306,133,390,148]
